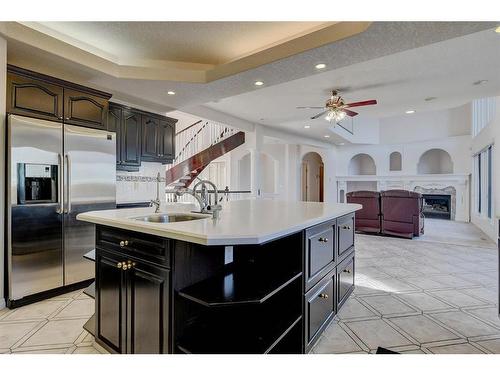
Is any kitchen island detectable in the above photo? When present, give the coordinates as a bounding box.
[77,200,361,354]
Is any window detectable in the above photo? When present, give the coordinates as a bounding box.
[474,145,493,219]
[472,97,496,137]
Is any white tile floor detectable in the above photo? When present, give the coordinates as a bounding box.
[0,290,106,354]
[313,219,500,354]
[0,219,498,354]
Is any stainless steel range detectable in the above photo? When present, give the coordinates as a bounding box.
[6,114,116,306]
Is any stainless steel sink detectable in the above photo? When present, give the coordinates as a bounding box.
[132,213,207,223]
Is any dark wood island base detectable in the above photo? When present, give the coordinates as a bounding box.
[91,212,356,354]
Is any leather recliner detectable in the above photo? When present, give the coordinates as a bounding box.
[346,191,381,234]
[380,190,424,239]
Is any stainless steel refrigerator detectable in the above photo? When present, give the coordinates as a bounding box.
[6,114,116,306]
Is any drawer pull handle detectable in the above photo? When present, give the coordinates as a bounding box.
[343,269,351,274]
[318,293,329,299]
[119,240,129,247]
[342,225,351,230]
[318,237,329,243]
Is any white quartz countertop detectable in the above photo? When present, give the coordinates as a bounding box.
[77,200,362,246]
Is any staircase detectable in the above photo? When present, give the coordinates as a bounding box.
[165,120,245,191]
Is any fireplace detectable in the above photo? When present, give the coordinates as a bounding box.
[422,194,451,220]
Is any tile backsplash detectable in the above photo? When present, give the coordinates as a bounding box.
[116,162,167,204]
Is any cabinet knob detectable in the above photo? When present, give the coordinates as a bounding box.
[318,237,328,243]
[125,260,136,270]
[117,262,123,269]
[119,240,129,247]
[319,293,329,299]
[342,225,352,230]
[343,269,351,274]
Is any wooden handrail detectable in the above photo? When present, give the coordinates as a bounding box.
[175,120,203,136]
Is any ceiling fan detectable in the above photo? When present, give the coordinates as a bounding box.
[297,90,377,123]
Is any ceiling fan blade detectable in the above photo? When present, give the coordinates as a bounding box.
[310,110,329,119]
[296,106,324,109]
[344,109,359,117]
[345,99,377,108]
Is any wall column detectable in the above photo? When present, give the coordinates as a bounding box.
[251,125,263,198]
[0,36,7,308]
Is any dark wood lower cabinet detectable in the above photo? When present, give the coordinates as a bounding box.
[96,250,127,354]
[127,261,170,354]
[95,247,170,354]
[94,214,356,354]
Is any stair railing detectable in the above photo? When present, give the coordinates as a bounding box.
[169,119,237,169]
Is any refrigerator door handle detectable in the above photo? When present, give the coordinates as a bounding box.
[65,154,72,214]
[57,153,64,214]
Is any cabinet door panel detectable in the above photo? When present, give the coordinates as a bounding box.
[107,105,122,165]
[337,252,355,310]
[159,120,175,162]
[64,89,108,129]
[121,110,142,166]
[128,262,170,354]
[7,72,63,121]
[141,115,160,159]
[96,250,126,354]
[305,271,335,346]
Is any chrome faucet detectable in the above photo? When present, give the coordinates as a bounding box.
[175,179,222,218]
[150,172,161,213]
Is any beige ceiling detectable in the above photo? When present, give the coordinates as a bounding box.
[4,21,370,82]
[34,22,330,64]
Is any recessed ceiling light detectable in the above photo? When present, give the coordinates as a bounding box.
[495,26,500,33]
[425,97,437,102]
[315,63,326,70]
[405,110,416,114]
[167,91,176,95]
[473,80,488,86]
[338,143,345,146]
[254,81,264,86]
[304,125,311,129]
[324,135,330,138]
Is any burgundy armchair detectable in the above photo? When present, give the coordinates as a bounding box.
[346,191,381,234]
[380,190,424,239]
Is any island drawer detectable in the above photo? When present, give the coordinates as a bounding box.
[304,220,336,291]
[305,270,335,346]
[336,250,355,310]
[96,226,170,267]
[337,213,354,259]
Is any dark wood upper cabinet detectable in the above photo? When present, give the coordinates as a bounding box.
[159,120,175,163]
[64,89,109,130]
[121,109,142,167]
[108,105,123,165]
[7,71,64,122]
[6,65,111,129]
[141,115,160,160]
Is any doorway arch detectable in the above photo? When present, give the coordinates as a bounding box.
[301,152,324,202]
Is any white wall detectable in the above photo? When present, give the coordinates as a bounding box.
[379,104,471,144]
[0,37,7,308]
[470,96,500,242]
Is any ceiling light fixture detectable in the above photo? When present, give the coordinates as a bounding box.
[315,63,326,70]
[473,79,488,86]
[405,110,416,114]
[495,26,500,33]
[167,91,176,95]
[254,81,264,86]
[324,135,330,138]
[338,143,345,146]
[304,125,311,129]
[325,108,346,122]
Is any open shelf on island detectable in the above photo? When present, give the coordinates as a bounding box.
[178,313,302,354]
[83,282,95,299]
[83,249,95,262]
[179,265,302,307]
